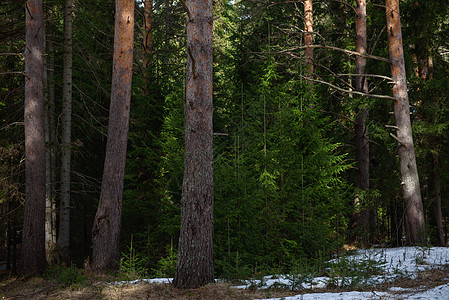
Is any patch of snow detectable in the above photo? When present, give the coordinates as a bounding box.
[238,247,449,299]
[111,277,173,285]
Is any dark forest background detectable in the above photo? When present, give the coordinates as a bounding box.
[1,0,449,279]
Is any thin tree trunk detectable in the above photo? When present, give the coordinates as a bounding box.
[352,0,374,245]
[431,152,445,246]
[44,24,57,266]
[143,0,153,75]
[91,0,135,273]
[173,0,214,289]
[58,0,73,264]
[22,0,47,275]
[304,0,313,85]
[386,0,425,245]
[164,0,170,66]
[414,42,443,246]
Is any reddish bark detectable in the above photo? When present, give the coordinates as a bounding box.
[22,0,47,275]
[173,0,214,289]
[352,0,375,245]
[91,0,135,273]
[143,0,153,94]
[304,0,313,85]
[386,0,425,245]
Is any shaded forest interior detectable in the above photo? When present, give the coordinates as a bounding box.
[1,0,449,283]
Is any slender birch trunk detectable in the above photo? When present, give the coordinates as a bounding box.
[386,0,425,245]
[44,25,57,265]
[91,0,135,273]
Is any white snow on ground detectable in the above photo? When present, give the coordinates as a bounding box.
[249,247,449,300]
[112,247,449,299]
[111,277,172,285]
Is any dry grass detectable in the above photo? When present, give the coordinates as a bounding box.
[0,273,297,300]
[1,266,449,299]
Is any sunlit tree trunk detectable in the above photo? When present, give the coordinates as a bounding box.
[386,0,425,245]
[58,0,73,264]
[304,0,313,85]
[22,0,47,275]
[352,0,375,245]
[173,0,214,289]
[91,0,135,273]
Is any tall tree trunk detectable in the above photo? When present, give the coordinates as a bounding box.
[431,152,445,246]
[58,0,73,264]
[415,49,444,246]
[164,0,170,66]
[143,0,153,80]
[352,0,374,245]
[44,24,57,266]
[386,0,425,245]
[91,0,135,273]
[304,0,313,85]
[173,0,214,289]
[22,0,47,275]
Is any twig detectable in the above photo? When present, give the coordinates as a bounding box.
[275,44,390,63]
[0,72,25,76]
[337,73,393,81]
[390,133,405,147]
[0,53,23,56]
[385,125,399,129]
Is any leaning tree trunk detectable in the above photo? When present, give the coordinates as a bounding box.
[352,0,375,245]
[91,0,135,273]
[304,0,313,86]
[173,0,214,289]
[386,0,425,245]
[22,0,47,275]
[58,0,73,264]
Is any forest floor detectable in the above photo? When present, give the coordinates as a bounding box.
[1,247,449,299]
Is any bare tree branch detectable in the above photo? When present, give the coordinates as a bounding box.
[275,44,390,63]
[304,75,395,100]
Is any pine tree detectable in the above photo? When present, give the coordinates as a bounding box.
[91,0,135,273]
[386,0,425,245]
[58,0,73,264]
[22,0,47,275]
[173,0,214,288]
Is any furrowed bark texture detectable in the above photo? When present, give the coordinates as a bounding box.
[22,0,47,275]
[58,0,73,264]
[173,0,214,289]
[352,0,375,244]
[304,0,313,85]
[91,0,135,273]
[386,0,425,245]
